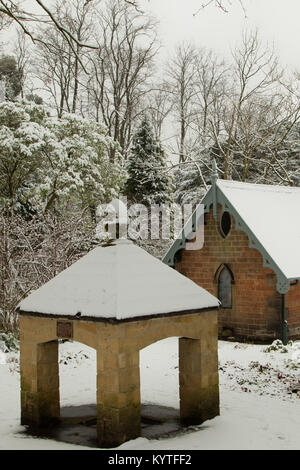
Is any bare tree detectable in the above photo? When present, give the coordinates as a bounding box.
[193,0,246,16]
[165,42,230,168]
[166,43,198,163]
[0,1,97,61]
[172,31,299,203]
[144,83,173,139]
[0,1,144,66]
[191,49,229,146]
[32,0,95,117]
[212,30,283,179]
[12,28,31,98]
[0,204,94,332]
[84,0,158,159]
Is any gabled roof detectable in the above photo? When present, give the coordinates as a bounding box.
[18,239,219,320]
[163,178,300,294]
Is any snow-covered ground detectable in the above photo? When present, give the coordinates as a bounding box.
[0,337,299,450]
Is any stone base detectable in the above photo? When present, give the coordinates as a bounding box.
[19,311,219,448]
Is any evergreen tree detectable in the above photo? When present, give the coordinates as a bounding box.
[0,55,23,100]
[124,117,173,205]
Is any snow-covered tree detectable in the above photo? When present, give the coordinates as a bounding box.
[40,112,126,215]
[124,117,173,206]
[0,100,126,216]
[174,116,300,206]
[0,204,95,332]
[0,55,23,101]
[174,162,208,205]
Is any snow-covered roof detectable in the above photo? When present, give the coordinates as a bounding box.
[217,179,300,280]
[18,239,219,320]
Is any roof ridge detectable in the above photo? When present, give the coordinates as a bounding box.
[217,179,300,193]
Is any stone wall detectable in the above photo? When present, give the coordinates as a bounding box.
[286,282,300,340]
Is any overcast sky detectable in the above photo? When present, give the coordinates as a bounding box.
[140,0,300,72]
[4,1,299,74]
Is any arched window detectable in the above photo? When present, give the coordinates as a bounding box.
[219,211,231,238]
[217,265,234,308]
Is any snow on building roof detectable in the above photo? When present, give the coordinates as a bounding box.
[217,179,300,280]
[18,239,219,320]
[163,175,300,293]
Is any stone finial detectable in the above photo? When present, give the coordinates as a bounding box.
[211,159,218,219]
[211,158,218,186]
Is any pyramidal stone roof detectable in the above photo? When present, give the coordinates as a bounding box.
[18,239,219,321]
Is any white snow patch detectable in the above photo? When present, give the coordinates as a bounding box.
[217,179,300,280]
[59,341,96,408]
[0,338,299,449]
[0,350,6,364]
[18,239,219,320]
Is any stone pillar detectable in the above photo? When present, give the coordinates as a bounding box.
[20,339,60,427]
[179,337,219,425]
[97,343,140,447]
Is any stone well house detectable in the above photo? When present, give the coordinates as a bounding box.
[163,168,300,343]
[18,236,220,447]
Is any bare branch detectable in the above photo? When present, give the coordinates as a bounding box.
[193,0,246,16]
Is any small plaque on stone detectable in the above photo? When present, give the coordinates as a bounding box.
[57,321,73,339]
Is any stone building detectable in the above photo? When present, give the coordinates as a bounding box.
[163,164,300,343]
[18,233,220,447]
